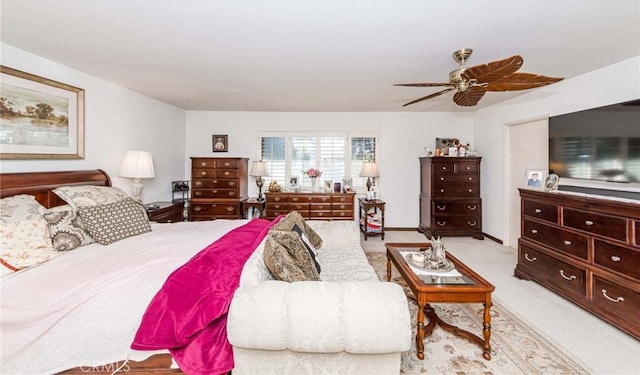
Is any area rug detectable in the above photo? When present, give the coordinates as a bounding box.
[366,252,593,375]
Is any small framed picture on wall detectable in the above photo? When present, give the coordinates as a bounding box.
[525,169,545,188]
[212,135,228,152]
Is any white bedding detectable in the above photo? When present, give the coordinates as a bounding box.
[0,219,249,375]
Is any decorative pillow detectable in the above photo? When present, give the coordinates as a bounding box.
[263,229,320,282]
[292,223,320,273]
[78,198,151,245]
[271,211,323,249]
[53,186,129,210]
[1,194,46,223]
[0,218,59,276]
[44,208,95,251]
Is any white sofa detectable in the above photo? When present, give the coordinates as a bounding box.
[227,220,412,374]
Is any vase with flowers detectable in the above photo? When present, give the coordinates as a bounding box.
[303,168,322,192]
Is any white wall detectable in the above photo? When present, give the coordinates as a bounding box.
[0,44,187,203]
[185,111,474,227]
[474,55,640,241]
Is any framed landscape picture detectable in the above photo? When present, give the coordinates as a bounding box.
[0,66,85,159]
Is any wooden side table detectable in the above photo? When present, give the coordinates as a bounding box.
[145,201,185,223]
[242,198,266,219]
[359,198,385,240]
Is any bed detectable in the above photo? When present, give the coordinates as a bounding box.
[0,169,259,374]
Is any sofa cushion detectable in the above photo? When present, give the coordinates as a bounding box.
[263,229,320,282]
[271,211,322,249]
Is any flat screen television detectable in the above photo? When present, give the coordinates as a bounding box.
[549,99,640,192]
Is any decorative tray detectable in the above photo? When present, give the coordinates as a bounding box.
[404,253,455,273]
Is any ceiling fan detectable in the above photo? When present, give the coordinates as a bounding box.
[394,48,564,107]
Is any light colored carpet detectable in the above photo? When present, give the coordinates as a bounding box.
[366,251,593,374]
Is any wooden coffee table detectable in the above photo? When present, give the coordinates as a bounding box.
[385,242,495,360]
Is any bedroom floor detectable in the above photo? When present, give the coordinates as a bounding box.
[361,231,640,375]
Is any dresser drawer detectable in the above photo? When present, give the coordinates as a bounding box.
[308,195,332,203]
[593,277,640,323]
[309,202,331,211]
[266,202,288,210]
[214,159,241,169]
[432,184,479,198]
[310,210,332,219]
[563,208,627,242]
[594,240,640,280]
[331,194,354,204]
[522,219,588,260]
[192,189,239,198]
[432,161,455,173]
[522,199,558,223]
[332,209,354,219]
[289,202,310,211]
[518,244,586,297]
[433,174,479,184]
[454,162,479,174]
[193,179,238,188]
[432,215,480,230]
[432,199,480,215]
[268,194,289,203]
[330,202,352,212]
[214,169,239,179]
[192,158,215,168]
[265,209,292,219]
[193,169,215,178]
[288,195,310,203]
[190,202,240,216]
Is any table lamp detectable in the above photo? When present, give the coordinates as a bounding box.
[119,150,155,202]
[250,160,270,201]
[359,160,380,191]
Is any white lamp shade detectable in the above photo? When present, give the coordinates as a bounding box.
[359,161,380,177]
[119,151,155,178]
[250,161,270,177]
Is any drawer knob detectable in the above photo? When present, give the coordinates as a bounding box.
[564,240,572,246]
[436,221,446,226]
[224,162,231,166]
[194,206,202,212]
[524,253,537,262]
[201,162,206,166]
[468,177,473,181]
[611,255,621,262]
[440,177,445,181]
[213,190,218,193]
[585,220,594,226]
[340,204,345,209]
[440,189,445,193]
[437,205,446,211]
[531,229,538,234]
[468,205,477,210]
[468,189,472,193]
[466,166,470,170]
[535,209,542,213]
[195,181,202,186]
[229,181,236,186]
[442,166,447,170]
[559,270,577,281]
[467,221,476,226]
[224,172,230,176]
[228,192,235,196]
[601,289,624,303]
[213,179,218,183]
[226,207,234,212]
[200,171,207,176]
[195,191,202,196]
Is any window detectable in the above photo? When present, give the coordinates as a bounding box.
[258,131,378,191]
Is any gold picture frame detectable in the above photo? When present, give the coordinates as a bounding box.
[0,66,85,159]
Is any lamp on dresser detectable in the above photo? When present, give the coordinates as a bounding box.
[359,160,380,191]
[249,160,270,201]
[119,150,155,202]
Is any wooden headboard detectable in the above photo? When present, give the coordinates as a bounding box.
[0,169,111,208]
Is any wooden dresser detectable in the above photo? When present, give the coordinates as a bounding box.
[264,192,356,220]
[516,188,640,339]
[418,156,483,240]
[188,157,248,221]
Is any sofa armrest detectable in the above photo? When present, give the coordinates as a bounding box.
[306,220,360,248]
[227,280,411,354]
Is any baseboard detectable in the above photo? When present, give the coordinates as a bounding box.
[483,232,502,244]
[384,227,421,232]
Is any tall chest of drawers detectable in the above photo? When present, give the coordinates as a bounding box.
[189,157,248,221]
[516,188,640,339]
[418,156,483,240]
[264,192,356,220]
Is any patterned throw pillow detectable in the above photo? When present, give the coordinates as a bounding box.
[53,186,129,210]
[43,208,95,251]
[271,211,323,249]
[1,218,59,276]
[78,198,151,245]
[263,228,320,282]
[292,223,320,273]
[1,194,46,223]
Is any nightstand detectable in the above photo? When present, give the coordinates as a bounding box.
[358,198,385,240]
[242,198,265,219]
[145,201,185,223]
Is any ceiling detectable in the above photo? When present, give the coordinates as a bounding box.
[1,0,638,112]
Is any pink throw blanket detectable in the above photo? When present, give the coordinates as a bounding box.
[131,218,278,375]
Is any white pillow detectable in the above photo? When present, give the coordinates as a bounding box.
[0,194,46,223]
[53,186,129,210]
[0,218,58,276]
